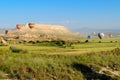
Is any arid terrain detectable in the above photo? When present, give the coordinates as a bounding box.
[0,23,120,79]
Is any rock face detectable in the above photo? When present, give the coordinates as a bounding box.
[5,23,79,41]
[0,37,8,46]
[15,23,72,35]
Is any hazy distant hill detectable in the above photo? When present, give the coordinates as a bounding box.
[0,28,15,34]
[73,27,120,34]
[0,29,6,34]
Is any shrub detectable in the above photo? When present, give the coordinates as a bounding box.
[85,40,89,43]
[110,41,113,43]
[52,40,65,46]
[28,41,36,44]
[111,48,120,55]
[9,46,28,53]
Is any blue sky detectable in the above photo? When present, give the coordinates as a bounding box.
[0,0,120,31]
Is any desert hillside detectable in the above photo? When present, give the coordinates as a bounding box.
[2,23,79,41]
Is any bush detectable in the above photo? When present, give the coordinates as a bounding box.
[52,40,65,46]
[85,40,89,43]
[9,46,28,53]
[111,48,120,55]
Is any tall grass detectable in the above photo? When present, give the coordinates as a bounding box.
[0,48,120,79]
[0,38,119,79]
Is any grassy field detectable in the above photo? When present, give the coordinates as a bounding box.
[0,38,120,79]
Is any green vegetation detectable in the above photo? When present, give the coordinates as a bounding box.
[0,38,120,79]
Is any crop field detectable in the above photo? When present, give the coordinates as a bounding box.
[0,38,120,80]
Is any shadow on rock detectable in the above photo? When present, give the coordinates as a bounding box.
[72,63,115,80]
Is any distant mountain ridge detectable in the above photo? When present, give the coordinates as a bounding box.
[0,28,15,34]
[0,29,6,34]
[72,27,120,33]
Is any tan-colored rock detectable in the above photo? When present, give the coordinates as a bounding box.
[3,23,80,41]
[0,37,8,46]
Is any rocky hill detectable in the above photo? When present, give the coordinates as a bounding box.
[3,23,79,41]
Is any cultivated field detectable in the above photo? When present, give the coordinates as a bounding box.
[0,38,120,79]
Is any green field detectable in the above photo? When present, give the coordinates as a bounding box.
[0,38,120,79]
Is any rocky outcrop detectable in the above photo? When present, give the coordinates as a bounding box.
[5,23,79,41]
[15,23,73,35]
[1,23,79,40]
